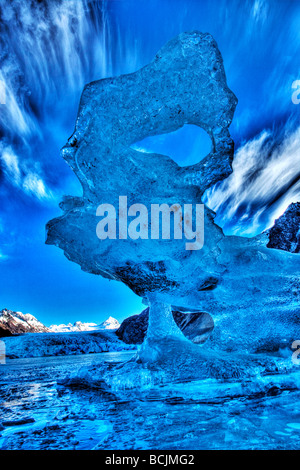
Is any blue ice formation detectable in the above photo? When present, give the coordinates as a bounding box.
[46,32,300,373]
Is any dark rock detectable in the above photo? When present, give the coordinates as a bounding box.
[0,326,12,337]
[116,309,149,344]
[2,417,35,426]
[116,308,214,344]
[267,202,300,253]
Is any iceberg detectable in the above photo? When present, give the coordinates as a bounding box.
[46,31,300,385]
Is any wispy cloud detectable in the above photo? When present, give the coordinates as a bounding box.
[1,146,21,185]
[0,251,9,262]
[204,122,300,236]
[0,145,53,201]
[23,173,49,200]
[252,0,268,24]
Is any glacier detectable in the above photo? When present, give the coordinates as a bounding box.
[46,31,300,385]
[2,330,134,359]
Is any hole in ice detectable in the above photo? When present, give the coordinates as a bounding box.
[173,310,214,344]
[131,124,212,167]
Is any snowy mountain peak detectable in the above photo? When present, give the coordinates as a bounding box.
[0,308,120,336]
[99,316,120,330]
[0,308,49,334]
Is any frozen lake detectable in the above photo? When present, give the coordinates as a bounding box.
[0,351,300,450]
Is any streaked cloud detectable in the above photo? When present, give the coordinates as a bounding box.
[252,0,268,23]
[23,172,50,200]
[0,145,53,201]
[1,146,21,185]
[204,122,300,236]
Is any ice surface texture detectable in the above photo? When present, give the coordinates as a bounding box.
[46,32,300,361]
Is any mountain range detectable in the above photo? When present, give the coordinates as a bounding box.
[49,316,120,333]
[0,309,120,336]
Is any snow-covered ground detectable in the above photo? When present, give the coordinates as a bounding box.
[1,330,135,359]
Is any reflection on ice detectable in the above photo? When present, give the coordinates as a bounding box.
[0,351,300,450]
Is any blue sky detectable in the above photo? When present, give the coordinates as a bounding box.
[0,0,299,325]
